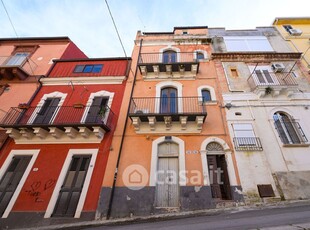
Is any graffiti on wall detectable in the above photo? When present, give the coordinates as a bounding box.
[25,179,56,202]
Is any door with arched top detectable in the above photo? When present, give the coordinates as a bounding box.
[160,87,177,114]
[206,142,231,200]
[163,50,177,64]
[155,141,179,207]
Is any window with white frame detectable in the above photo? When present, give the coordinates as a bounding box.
[197,85,216,103]
[224,36,273,52]
[248,65,276,85]
[273,112,307,145]
[232,123,258,147]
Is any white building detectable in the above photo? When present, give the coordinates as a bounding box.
[210,27,310,202]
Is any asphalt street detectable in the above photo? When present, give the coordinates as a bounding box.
[85,203,310,230]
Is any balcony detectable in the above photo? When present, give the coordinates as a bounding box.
[247,71,298,97]
[128,97,207,133]
[0,55,38,80]
[138,52,199,79]
[0,105,115,142]
[233,137,263,151]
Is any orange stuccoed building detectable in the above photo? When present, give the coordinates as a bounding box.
[99,27,243,218]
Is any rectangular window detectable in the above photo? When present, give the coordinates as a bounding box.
[233,123,255,138]
[224,36,273,52]
[92,64,103,73]
[73,64,103,73]
[83,65,93,73]
[283,25,293,32]
[232,123,263,150]
[230,68,239,78]
[73,65,84,73]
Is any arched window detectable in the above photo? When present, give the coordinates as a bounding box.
[160,87,178,113]
[163,50,177,64]
[273,112,306,144]
[201,89,211,102]
[196,52,204,60]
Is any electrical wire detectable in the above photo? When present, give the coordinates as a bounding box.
[1,0,18,38]
[104,0,127,58]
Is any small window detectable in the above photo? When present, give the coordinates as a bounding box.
[283,25,293,32]
[201,89,211,102]
[73,65,84,73]
[83,65,93,73]
[182,31,188,35]
[92,64,103,73]
[73,64,103,73]
[196,52,204,60]
[230,68,239,78]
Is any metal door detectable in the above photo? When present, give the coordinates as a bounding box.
[85,97,108,123]
[0,156,32,216]
[155,142,179,207]
[52,155,91,217]
[33,97,61,124]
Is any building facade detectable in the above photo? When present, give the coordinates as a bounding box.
[99,27,243,218]
[0,37,87,153]
[0,57,130,228]
[209,26,310,203]
[273,17,310,77]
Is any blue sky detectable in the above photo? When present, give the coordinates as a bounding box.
[0,0,309,58]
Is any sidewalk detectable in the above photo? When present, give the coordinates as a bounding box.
[22,199,310,230]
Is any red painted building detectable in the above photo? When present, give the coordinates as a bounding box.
[0,57,130,228]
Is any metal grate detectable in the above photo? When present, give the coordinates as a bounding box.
[257,184,275,198]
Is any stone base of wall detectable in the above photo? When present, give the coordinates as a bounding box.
[0,211,95,229]
[97,185,244,218]
[274,171,310,200]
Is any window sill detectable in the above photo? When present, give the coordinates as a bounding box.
[283,143,310,148]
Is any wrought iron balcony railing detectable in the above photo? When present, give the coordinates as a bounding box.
[274,120,308,145]
[247,71,298,90]
[138,52,199,74]
[233,137,263,151]
[0,55,38,79]
[0,105,115,132]
[129,97,207,122]
[138,52,198,64]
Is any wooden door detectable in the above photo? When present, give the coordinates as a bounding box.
[0,156,32,216]
[33,98,61,124]
[85,97,108,123]
[160,87,177,114]
[52,155,91,217]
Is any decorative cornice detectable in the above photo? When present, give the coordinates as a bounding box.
[41,76,126,85]
[211,52,302,61]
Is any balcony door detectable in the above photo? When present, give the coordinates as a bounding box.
[85,97,108,123]
[255,69,275,84]
[160,87,177,114]
[33,97,61,124]
[163,50,177,64]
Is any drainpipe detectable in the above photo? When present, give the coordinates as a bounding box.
[26,75,44,106]
[106,38,143,219]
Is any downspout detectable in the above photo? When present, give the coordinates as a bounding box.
[106,38,143,220]
[26,75,44,106]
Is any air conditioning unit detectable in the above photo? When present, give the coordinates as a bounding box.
[272,63,285,72]
[289,28,302,36]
